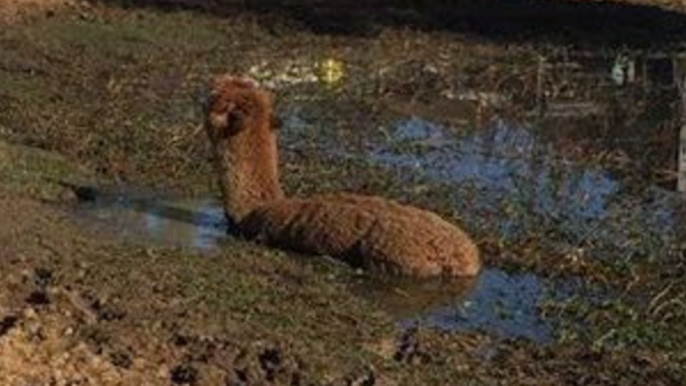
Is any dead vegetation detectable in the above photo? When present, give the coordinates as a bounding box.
[1,0,686,384]
[0,0,73,23]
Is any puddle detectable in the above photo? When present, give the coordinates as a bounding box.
[352,268,571,343]
[411,269,555,343]
[372,119,623,234]
[73,193,230,251]
[271,48,686,341]
[71,48,686,344]
[369,117,682,259]
[72,192,564,343]
[356,49,686,259]
[77,194,566,343]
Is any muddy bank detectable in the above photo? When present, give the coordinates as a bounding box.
[0,184,393,385]
[0,0,73,23]
[1,142,684,385]
[67,190,572,343]
[1,1,686,384]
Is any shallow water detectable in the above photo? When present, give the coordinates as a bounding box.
[73,194,229,252]
[72,48,686,343]
[417,269,553,342]
[352,267,572,343]
[292,48,686,260]
[400,269,555,343]
[370,117,680,252]
[73,192,563,342]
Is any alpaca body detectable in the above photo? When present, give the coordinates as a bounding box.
[240,193,480,277]
[204,75,481,277]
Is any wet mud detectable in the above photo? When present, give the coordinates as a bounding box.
[2,0,686,384]
[71,190,573,343]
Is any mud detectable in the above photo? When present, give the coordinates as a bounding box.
[70,191,570,343]
[2,0,686,384]
[0,194,394,385]
[0,0,73,23]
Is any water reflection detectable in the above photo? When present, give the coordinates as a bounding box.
[74,194,229,251]
[73,192,562,342]
[372,119,625,238]
[356,268,563,343]
[362,49,686,254]
[675,56,686,192]
[71,48,686,343]
[529,51,685,190]
[374,116,686,257]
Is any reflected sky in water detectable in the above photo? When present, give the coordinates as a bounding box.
[398,269,555,343]
[369,116,680,250]
[358,267,566,343]
[74,193,562,342]
[372,117,617,217]
[74,195,229,252]
[72,49,686,343]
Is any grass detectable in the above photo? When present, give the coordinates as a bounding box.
[0,140,93,200]
[0,2,685,384]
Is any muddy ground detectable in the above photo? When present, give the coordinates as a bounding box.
[2,1,686,385]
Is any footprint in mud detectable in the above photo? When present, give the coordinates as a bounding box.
[91,299,126,322]
[25,290,50,307]
[32,267,54,287]
[229,345,307,386]
[0,315,18,337]
[109,349,133,369]
[393,328,432,366]
[343,370,378,386]
[169,332,310,386]
[258,347,283,382]
[173,332,227,364]
[80,292,127,322]
[171,364,199,385]
[22,268,56,308]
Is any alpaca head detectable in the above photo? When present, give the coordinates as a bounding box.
[204,74,284,224]
[205,76,269,140]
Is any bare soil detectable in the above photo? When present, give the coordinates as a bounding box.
[1,0,686,385]
[0,0,73,22]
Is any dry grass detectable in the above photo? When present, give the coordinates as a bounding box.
[0,0,73,23]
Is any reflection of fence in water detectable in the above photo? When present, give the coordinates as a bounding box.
[507,50,685,190]
[526,51,683,116]
[676,57,686,192]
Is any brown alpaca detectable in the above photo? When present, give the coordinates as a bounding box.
[204,75,481,277]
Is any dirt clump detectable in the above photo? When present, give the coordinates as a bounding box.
[0,193,398,385]
[0,0,73,23]
[0,294,162,385]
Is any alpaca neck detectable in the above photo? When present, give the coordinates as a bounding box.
[212,126,284,225]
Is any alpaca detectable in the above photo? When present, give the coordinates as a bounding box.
[204,75,481,277]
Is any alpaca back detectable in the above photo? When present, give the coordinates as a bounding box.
[205,75,480,277]
[239,193,481,277]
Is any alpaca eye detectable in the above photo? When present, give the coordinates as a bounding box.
[225,109,246,136]
[271,115,282,131]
